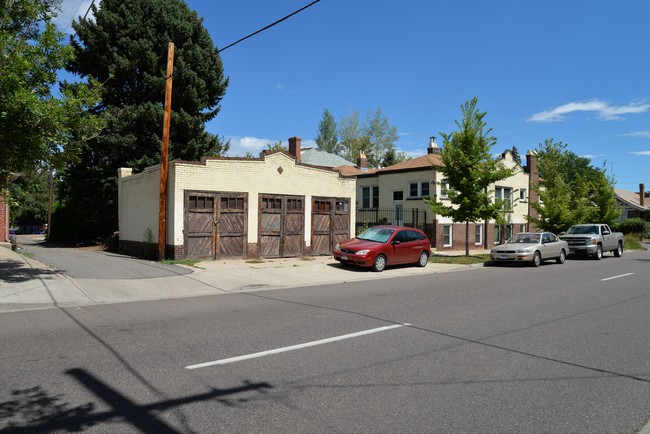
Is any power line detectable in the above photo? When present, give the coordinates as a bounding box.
[218,0,321,53]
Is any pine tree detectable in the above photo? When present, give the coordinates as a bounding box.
[54,0,229,243]
[315,109,339,154]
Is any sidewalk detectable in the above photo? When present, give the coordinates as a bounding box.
[0,244,484,313]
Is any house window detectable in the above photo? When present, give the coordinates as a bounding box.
[519,188,527,202]
[519,224,526,232]
[495,187,513,209]
[443,225,452,246]
[220,196,244,210]
[440,179,450,199]
[361,186,379,209]
[393,191,403,201]
[475,224,483,245]
[408,181,430,199]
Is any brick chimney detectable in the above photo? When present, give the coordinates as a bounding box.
[427,136,441,154]
[357,151,368,171]
[288,136,301,163]
[640,183,645,207]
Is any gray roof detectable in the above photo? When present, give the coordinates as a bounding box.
[300,148,354,167]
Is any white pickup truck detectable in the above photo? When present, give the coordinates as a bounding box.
[559,224,624,259]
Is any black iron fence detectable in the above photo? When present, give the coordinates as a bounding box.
[356,208,428,234]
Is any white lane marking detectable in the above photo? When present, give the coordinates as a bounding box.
[601,273,635,281]
[185,323,409,370]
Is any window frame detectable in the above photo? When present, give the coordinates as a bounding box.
[443,225,452,247]
[407,180,430,199]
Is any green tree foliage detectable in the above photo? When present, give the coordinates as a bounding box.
[55,0,229,243]
[9,164,51,229]
[424,98,515,255]
[315,108,339,154]
[266,140,287,152]
[528,139,620,233]
[380,148,410,167]
[337,107,399,167]
[0,0,103,188]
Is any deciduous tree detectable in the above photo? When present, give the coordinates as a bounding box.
[424,98,515,255]
[0,0,102,188]
[528,139,620,233]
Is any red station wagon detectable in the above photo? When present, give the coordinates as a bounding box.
[333,225,432,272]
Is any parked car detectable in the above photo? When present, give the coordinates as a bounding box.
[490,232,568,267]
[333,225,431,272]
[559,223,624,259]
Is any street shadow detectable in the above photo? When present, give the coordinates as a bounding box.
[0,258,58,283]
[0,369,273,433]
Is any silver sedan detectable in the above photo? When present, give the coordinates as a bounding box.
[490,232,569,267]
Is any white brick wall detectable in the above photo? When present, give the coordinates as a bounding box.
[118,153,356,248]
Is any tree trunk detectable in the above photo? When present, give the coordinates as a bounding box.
[465,221,469,256]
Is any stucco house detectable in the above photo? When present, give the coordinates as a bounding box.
[354,137,539,251]
[615,183,649,221]
[117,137,357,259]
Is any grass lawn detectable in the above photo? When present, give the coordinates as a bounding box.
[429,254,491,265]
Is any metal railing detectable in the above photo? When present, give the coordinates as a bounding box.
[356,208,428,234]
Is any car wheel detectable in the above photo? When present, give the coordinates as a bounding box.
[556,249,566,264]
[372,255,387,272]
[614,241,623,257]
[416,251,429,267]
[594,244,603,260]
[532,251,542,267]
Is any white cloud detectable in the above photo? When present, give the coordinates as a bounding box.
[622,131,650,138]
[53,0,96,33]
[226,136,317,157]
[527,100,650,123]
[630,151,650,156]
[275,83,287,91]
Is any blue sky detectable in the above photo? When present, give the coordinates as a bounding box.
[55,0,649,191]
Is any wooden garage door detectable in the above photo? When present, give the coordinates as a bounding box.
[185,191,247,259]
[259,194,304,258]
[312,197,350,255]
[185,193,215,258]
[217,193,247,258]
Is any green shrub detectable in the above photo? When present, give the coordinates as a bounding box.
[617,218,650,239]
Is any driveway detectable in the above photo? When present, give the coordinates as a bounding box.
[16,235,192,279]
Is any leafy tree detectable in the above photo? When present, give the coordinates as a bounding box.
[55,0,229,243]
[338,110,369,164]
[528,139,620,233]
[424,98,515,255]
[337,107,399,167]
[267,140,287,152]
[9,164,51,229]
[364,107,399,167]
[315,108,339,154]
[0,0,103,189]
[511,146,522,166]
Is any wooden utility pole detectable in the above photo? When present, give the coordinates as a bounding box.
[158,42,174,260]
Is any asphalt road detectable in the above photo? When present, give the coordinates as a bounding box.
[1,248,649,433]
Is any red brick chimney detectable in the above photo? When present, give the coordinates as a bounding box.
[640,183,645,207]
[288,136,301,163]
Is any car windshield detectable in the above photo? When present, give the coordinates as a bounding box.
[357,227,395,243]
[507,233,540,244]
[565,225,598,235]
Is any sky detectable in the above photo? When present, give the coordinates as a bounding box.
[54,0,650,192]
